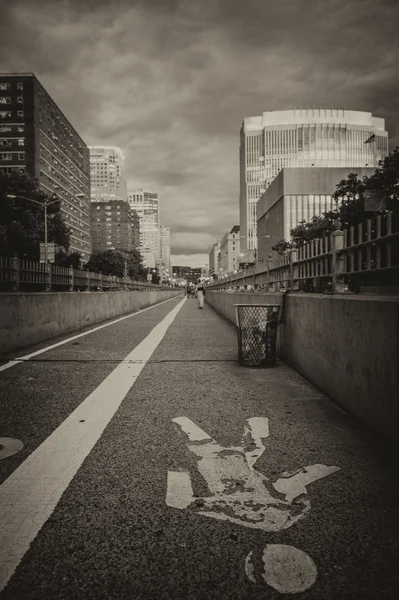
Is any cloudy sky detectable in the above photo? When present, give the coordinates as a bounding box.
[1,0,398,266]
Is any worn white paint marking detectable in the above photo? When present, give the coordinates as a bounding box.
[0,297,186,592]
[261,544,317,594]
[167,416,340,533]
[0,294,181,373]
[166,472,194,509]
[172,417,212,442]
[244,551,256,584]
[273,464,340,502]
[0,439,24,461]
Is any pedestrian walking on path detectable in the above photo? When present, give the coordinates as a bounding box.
[195,278,205,309]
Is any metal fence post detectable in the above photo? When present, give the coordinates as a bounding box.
[12,257,20,292]
[331,221,345,293]
[289,244,299,291]
[69,266,74,292]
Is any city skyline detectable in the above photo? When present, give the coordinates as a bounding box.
[1,0,398,267]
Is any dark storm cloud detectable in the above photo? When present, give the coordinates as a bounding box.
[1,0,398,266]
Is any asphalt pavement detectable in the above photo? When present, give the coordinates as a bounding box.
[0,294,398,599]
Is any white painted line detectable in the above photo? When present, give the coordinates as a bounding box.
[0,294,181,373]
[166,472,194,509]
[172,417,212,442]
[0,439,24,461]
[0,297,186,592]
[273,464,340,502]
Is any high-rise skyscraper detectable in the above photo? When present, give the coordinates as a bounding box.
[128,189,160,267]
[239,109,389,253]
[89,146,127,203]
[208,240,220,279]
[90,200,140,253]
[159,225,171,279]
[0,72,91,261]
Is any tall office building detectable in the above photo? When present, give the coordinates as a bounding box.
[219,225,240,276]
[159,225,171,279]
[89,146,127,203]
[128,189,160,266]
[90,200,139,253]
[0,73,91,261]
[239,109,389,253]
[256,167,376,262]
[208,240,221,278]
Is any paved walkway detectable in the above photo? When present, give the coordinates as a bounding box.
[0,295,398,599]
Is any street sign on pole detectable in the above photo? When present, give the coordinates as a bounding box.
[40,243,56,264]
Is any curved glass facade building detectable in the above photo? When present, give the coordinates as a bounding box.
[239,109,389,252]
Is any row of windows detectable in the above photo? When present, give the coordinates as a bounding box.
[0,138,25,146]
[0,97,23,105]
[0,152,25,160]
[0,110,24,119]
[0,124,24,132]
[0,82,24,90]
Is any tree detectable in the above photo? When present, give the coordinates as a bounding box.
[0,171,70,259]
[271,240,293,254]
[367,147,399,211]
[55,249,82,269]
[85,249,145,279]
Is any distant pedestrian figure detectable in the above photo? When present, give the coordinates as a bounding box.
[195,278,205,309]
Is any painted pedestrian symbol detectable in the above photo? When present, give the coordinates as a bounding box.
[166,416,340,594]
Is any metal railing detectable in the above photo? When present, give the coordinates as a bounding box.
[207,212,399,294]
[0,256,177,292]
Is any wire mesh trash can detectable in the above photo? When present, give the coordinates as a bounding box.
[234,304,281,367]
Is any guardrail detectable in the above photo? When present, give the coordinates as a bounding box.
[0,256,177,292]
[207,211,399,293]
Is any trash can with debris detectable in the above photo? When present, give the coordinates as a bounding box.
[234,304,281,367]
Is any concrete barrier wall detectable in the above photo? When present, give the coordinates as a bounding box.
[206,291,399,443]
[0,291,181,355]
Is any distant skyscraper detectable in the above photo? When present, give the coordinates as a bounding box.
[208,240,220,278]
[90,200,139,253]
[239,109,389,253]
[159,225,171,279]
[0,72,91,261]
[128,189,160,266]
[89,146,127,203]
[219,225,240,276]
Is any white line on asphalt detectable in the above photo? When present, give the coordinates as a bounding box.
[0,294,182,373]
[0,296,186,592]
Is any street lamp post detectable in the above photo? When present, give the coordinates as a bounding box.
[6,193,60,264]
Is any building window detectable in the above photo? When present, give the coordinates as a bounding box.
[0,139,11,146]
[17,111,24,118]
[18,139,24,146]
[0,83,11,90]
[0,125,11,132]
[0,111,11,119]
[0,153,12,160]
[17,83,24,90]
[17,125,24,132]
[0,97,11,104]
[17,97,24,104]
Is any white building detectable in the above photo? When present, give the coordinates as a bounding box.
[159,225,171,280]
[128,189,160,266]
[89,146,127,203]
[239,108,389,253]
[219,225,240,277]
[208,240,221,278]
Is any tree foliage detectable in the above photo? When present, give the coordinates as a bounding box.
[85,249,145,279]
[55,249,82,269]
[0,171,70,259]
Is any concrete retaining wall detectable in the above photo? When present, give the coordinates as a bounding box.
[206,291,399,443]
[0,291,181,355]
